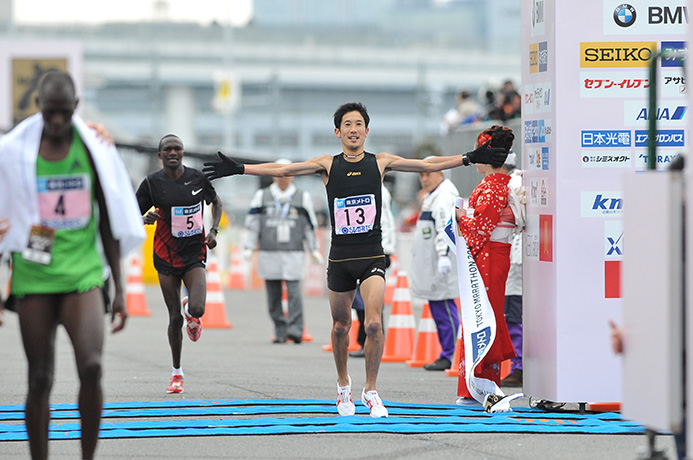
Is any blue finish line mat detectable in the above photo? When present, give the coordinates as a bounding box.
[0,399,645,440]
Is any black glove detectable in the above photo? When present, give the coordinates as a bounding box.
[202,151,245,180]
[461,140,508,166]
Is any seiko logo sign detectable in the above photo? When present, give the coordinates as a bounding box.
[580,42,656,67]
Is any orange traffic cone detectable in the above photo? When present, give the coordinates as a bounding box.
[304,259,325,297]
[322,309,361,352]
[305,228,325,297]
[383,256,398,306]
[280,282,313,343]
[405,302,442,368]
[444,300,508,379]
[227,246,247,290]
[446,325,463,377]
[126,253,151,316]
[381,271,417,362]
[501,359,511,380]
[202,255,232,328]
[446,301,463,377]
[250,252,264,290]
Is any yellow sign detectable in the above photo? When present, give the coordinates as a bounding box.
[580,42,656,68]
[12,58,68,126]
[529,43,538,73]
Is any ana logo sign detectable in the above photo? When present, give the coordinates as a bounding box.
[580,42,656,67]
[623,101,687,126]
[614,4,637,27]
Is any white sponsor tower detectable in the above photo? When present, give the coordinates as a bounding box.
[521,0,687,403]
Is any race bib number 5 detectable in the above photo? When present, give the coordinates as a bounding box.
[334,194,376,235]
[171,202,203,238]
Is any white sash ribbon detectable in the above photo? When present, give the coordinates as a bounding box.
[444,206,521,412]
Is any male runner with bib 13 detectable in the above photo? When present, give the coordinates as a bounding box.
[203,102,505,418]
[136,134,222,394]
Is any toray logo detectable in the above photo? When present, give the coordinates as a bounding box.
[614,4,637,27]
[580,42,656,68]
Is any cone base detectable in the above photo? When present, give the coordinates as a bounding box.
[205,323,233,329]
[405,360,427,368]
[381,356,411,363]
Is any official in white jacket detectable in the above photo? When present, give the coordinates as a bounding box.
[243,159,322,344]
[410,165,460,371]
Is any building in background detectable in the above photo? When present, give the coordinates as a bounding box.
[0,0,521,216]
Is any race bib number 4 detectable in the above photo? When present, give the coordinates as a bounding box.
[171,202,203,238]
[37,174,92,230]
[334,194,376,235]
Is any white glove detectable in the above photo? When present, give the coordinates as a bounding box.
[437,256,452,275]
[310,249,324,265]
[242,248,254,261]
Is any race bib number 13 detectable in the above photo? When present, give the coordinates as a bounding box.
[171,202,203,238]
[334,194,376,235]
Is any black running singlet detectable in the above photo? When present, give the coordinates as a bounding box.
[136,167,217,269]
[325,153,383,260]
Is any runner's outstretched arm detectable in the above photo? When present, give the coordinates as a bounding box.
[203,152,330,180]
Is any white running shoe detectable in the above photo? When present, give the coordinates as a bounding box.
[336,376,356,416]
[456,396,479,406]
[361,389,388,418]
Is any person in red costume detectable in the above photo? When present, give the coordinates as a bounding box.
[454,125,517,405]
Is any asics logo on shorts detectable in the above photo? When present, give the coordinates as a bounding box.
[192,189,202,195]
[371,267,385,276]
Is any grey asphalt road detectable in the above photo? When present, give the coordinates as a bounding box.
[0,286,677,459]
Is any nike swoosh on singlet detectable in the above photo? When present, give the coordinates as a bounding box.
[184,181,193,185]
[192,189,202,195]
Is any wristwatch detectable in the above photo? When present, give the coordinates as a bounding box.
[210,227,220,233]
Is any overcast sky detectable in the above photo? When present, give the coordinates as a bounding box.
[14,0,253,26]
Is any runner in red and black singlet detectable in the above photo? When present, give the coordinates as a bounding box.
[137,167,216,272]
[136,134,223,395]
